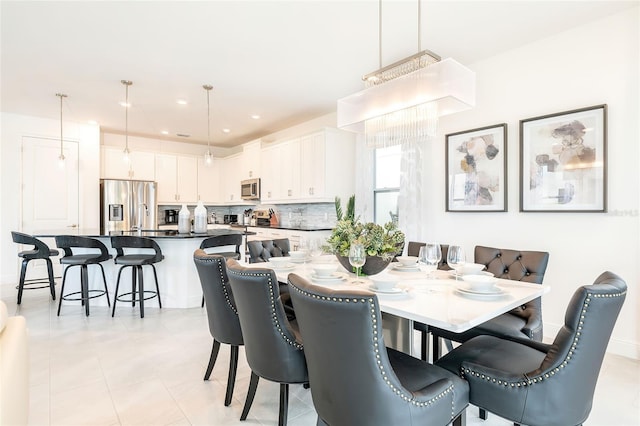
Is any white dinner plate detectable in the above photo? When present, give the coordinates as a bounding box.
[289,257,311,264]
[455,286,505,300]
[366,284,404,294]
[449,270,495,279]
[391,263,420,272]
[310,272,347,283]
[270,263,296,271]
[456,284,503,295]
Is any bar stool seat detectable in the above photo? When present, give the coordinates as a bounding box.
[111,236,163,318]
[55,235,111,316]
[11,231,58,304]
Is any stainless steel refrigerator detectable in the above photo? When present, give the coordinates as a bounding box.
[100,179,157,233]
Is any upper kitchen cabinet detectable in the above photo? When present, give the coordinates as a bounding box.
[197,157,220,203]
[101,146,155,181]
[299,128,356,202]
[240,140,261,180]
[260,139,300,202]
[155,153,198,204]
[219,153,242,203]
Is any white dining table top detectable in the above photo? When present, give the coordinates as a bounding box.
[243,257,550,334]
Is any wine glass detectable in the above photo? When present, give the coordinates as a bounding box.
[419,243,441,278]
[309,238,323,260]
[446,245,466,280]
[348,243,366,284]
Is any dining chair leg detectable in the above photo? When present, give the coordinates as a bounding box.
[480,408,488,420]
[46,258,56,300]
[240,372,260,420]
[278,383,289,426]
[225,345,239,406]
[204,340,221,380]
[453,409,466,426]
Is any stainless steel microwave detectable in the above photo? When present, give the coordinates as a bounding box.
[241,178,261,200]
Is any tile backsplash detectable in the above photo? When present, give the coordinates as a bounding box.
[158,202,337,228]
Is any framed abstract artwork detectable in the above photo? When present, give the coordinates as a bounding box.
[520,105,607,212]
[446,123,507,212]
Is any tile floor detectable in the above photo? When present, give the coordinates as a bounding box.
[2,285,639,426]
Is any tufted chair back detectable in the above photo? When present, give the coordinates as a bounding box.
[193,250,242,346]
[436,271,627,426]
[475,245,548,284]
[288,273,469,426]
[406,241,450,270]
[247,238,290,263]
[226,259,307,424]
[475,245,549,340]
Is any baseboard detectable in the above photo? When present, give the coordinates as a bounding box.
[545,322,639,360]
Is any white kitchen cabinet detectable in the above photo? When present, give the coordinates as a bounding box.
[197,157,220,203]
[220,153,242,203]
[101,146,155,181]
[240,140,261,180]
[298,128,356,202]
[155,153,198,204]
[259,139,300,203]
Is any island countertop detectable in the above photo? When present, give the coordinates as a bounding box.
[34,228,255,238]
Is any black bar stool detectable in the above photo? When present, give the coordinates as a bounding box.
[11,231,58,304]
[54,235,112,316]
[199,234,243,307]
[111,236,164,318]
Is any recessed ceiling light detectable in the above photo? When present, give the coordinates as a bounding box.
[161,130,169,135]
[222,128,231,133]
[88,120,98,125]
[250,114,261,120]
[176,99,188,105]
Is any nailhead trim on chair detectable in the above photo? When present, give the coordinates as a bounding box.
[230,269,303,350]
[460,289,627,388]
[289,282,456,419]
[200,256,237,315]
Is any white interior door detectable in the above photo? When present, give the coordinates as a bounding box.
[20,136,79,278]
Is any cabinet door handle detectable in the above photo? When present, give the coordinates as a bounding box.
[288,189,292,197]
[249,170,253,177]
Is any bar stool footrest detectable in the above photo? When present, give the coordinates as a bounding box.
[16,278,57,291]
[61,289,107,301]
[115,291,159,303]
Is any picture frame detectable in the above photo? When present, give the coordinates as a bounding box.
[446,123,507,212]
[520,104,607,212]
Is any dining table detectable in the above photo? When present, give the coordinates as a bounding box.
[243,256,551,359]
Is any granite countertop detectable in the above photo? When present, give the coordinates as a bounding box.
[34,228,255,239]
[230,224,333,232]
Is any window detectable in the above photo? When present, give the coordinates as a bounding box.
[374,145,401,225]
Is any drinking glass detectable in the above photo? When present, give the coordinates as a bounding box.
[309,238,323,260]
[348,243,366,284]
[419,243,441,278]
[446,245,466,280]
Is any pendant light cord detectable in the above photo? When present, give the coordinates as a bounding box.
[203,84,213,155]
[417,0,421,53]
[378,0,382,69]
[56,93,67,159]
[121,80,132,154]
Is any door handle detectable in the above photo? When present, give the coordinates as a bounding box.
[67,224,78,228]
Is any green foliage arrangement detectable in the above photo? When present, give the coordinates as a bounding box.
[326,196,404,261]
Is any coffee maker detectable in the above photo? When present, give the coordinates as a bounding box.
[165,209,178,224]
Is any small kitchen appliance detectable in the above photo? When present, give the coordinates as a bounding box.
[254,209,271,226]
[223,214,238,224]
[165,209,177,224]
[240,178,261,200]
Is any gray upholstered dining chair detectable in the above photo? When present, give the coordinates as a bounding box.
[431,245,550,362]
[247,238,290,263]
[435,271,627,426]
[193,250,243,407]
[287,273,469,426]
[225,259,308,426]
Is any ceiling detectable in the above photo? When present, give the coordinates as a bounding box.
[1,1,637,148]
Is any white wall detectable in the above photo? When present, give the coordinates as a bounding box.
[401,8,638,358]
[0,113,100,285]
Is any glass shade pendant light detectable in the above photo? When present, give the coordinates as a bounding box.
[56,93,67,168]
[203,84,213,165]
[121,80,133,163]
[337,0,475,148]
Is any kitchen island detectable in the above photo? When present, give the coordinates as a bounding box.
[35,228,252,309]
